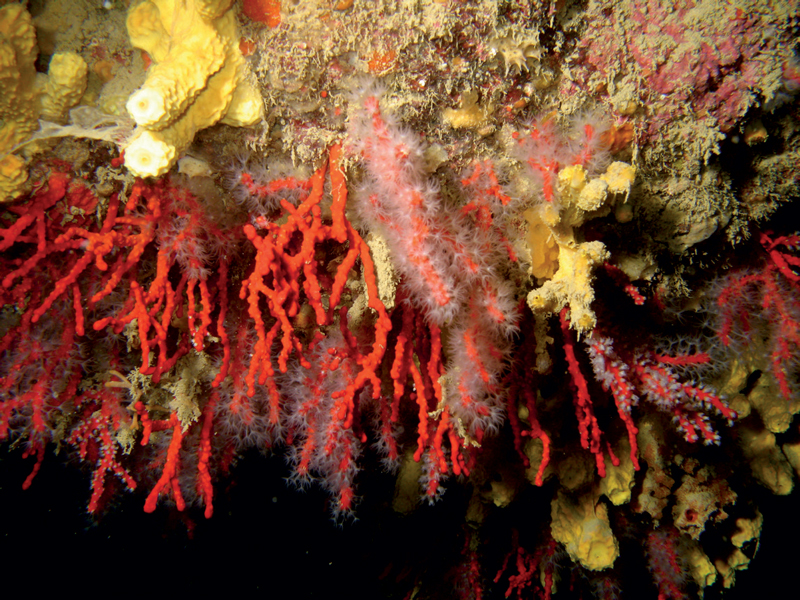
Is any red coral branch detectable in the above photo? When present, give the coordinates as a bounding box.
[716,230,800,401]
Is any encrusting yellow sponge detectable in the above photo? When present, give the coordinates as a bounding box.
[0,3,38,203]
[0,153,27,203]
[1,4,88,203]
[525,161,636,333]
[38,52,89,124]
[550,488,619,571]
[124,0,264,178]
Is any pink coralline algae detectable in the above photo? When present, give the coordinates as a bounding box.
[571,0,790,138]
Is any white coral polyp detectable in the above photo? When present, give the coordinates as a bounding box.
[126,87,167,128]
[124,130,175,178]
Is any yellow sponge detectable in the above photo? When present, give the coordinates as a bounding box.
[1,4,38,203]
[1,5,88,202]
[38,52,89,124]
[0,153,27,203]
[525,160,636,333]
[124,0,264,177]
[551,488,619,571]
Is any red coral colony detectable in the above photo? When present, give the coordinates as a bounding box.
[2,1,800,600]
